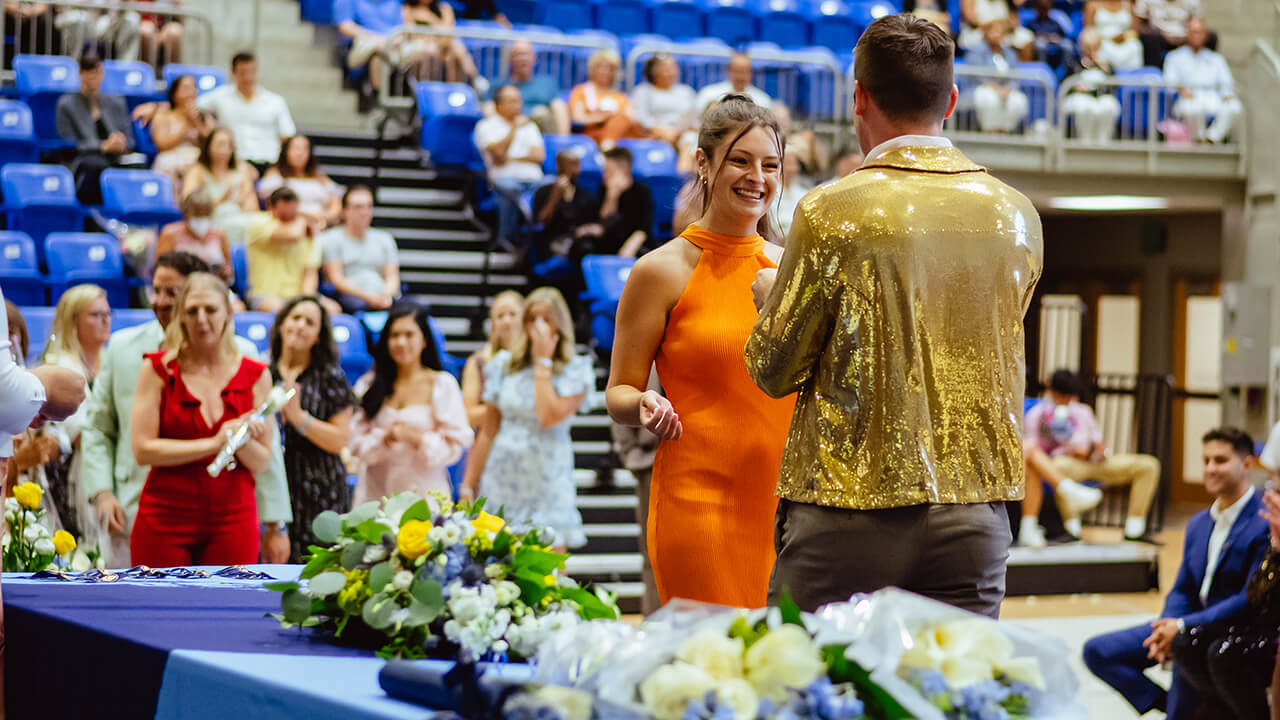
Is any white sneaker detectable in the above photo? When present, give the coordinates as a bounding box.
[1124,516,1147,539]
[1056,478,1103,517]
[1063,518,1082,538]
[1019,516,1047,549]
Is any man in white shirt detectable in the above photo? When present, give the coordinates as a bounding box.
[197,52,297,174]
[694,53,772,116]
[1163,18,1240,144]
[318,185,401,313]
[474,84,546,249]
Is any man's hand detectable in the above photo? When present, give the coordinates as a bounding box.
[13,433,59,472]
[101,132,127,154]
[260,526,290,563]
[1143,619,1179,663]
[94,491,127,535]
[575,223,604,238]
[28,365,86,427]
[366,292,394,311]
[752,268,778,311]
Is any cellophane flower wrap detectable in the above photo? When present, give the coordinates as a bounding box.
[269,491,619,659]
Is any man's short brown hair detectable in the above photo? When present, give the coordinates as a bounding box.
[854,14,955,123]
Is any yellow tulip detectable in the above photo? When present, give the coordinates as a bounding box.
[52,530,75,556]
[397,520,431,559]
[471,512,505,536]
[13,482,42,510]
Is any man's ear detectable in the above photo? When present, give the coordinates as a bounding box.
[943,84,959,120]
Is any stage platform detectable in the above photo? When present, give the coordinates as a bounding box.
[1007,541,1160,596]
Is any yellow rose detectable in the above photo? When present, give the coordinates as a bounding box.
[397,520,431,559]
[52,530,75,556]
[13,482,42,510]
[471,512,505,536]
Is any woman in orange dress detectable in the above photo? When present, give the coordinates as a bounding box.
[606,95,794,608]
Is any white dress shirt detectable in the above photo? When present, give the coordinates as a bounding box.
[1200,484,1255,606]
[1163,46,1236,102]
[197,84,297,164]
[861,134,954,165]
[0,290,47,456]
[473,114,546,183]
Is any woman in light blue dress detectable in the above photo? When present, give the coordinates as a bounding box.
[461,287,593,549]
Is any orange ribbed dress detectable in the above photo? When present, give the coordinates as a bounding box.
[650,224,795,608]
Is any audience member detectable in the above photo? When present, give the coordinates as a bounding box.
[830,146,865,179]
[350,305,472,504]
[908,0,952,30]
[475,85,547,250]
[1084,427,1269,720]
[402,0,481,86]
[695,53,772,114]
[2,302,58,493]
[155,189,233,284]
[56,3,141,61]
[3,2,59,65]
[129,272,282,566]
[569,50,646,149]
[1084,0,1144,71]
[1164,18,1240,144]
[572,146,654,260]
[1017,444,1103,548]
[959,0,1033,56]
[1025,0,1079,74]
[462,287,592,551]
[772,103,827,180]
[461,291,524,428]
[970,22,1032,133]
[630,54,697,152]
[247,188,341,316]
[484,40,568,135]
[269,296,356,562]
[138,0,183,68]
[610,367,661,615]
[56,53,142,205]
[257,135,344,235]
[149,75,214,191]
[197,52,297,175]
[81,252,289,569]
[532,149,599,262]
[183,126,260,246]
[318,185,401,313]
[1134,0,1201,68]
[774,146,813,240]
[1064,42,1124,139]
[334,0,438,93]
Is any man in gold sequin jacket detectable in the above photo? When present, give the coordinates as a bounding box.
[745,14,1044,617]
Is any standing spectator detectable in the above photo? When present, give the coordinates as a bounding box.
[1164,18,1240,144]
[56,2,141,61]
[1084,0,1143,71]
[1025,0,1078,74]
[402,0,482,86]
[257,135,344,235]
[970,22,1031,133]
[610,367,661,616]
[183,127,259,247]
[1134,0,1201,68]
[694,53,772,114]
[573,146,654,260]
[630,54,697,151]
[270,296,356,562]
[461,287,593,550]
[318,185,401,313]
[246,188,340,316]
[350,305,472,504]
[154,189,233,284]
[532,149,598,263]
[138,0,183,68]
[1065,31,1123,143]
[149,75,214,191]
[56,53,141,205]
[197,52,297,175]
[334,0,439,94]
[461,291,524,428]
[474,85,547,250]
[569,50,646,149]
[3,2,59,66]
[484,40,569,135]
[959,0,1034,56]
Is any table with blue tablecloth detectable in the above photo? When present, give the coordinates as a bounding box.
[3,565,534,720]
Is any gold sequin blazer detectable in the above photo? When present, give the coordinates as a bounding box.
[746,145,1044,511]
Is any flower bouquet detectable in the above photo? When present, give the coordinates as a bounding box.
[269,491,619,659]
[3,481,79,572]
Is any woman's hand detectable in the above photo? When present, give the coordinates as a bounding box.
[281,382,303,424]
[529,317,559,361]
[638,390,682,440]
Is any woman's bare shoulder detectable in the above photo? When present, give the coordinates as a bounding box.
[628,238,699,301]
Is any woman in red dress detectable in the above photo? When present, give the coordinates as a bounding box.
[130,272,273,566]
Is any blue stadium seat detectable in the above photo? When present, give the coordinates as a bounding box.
[416,83,485,173]
[102,60,161,110]
[807,0,863,53]
[330,313,372,383]
[300,0,336,24]
[234,311,274,356]
[229,243,249,299]
[1115,66,1171,139]
[539,0,595,31]
[99,169,183,227]
[0,100,38,165]
[19,306,55,365]
[755,0,810,48]
[580,255,636,352]
[618,139,684,238]
[700,0,757,45]
[848,0,896,29]
[593,0,651,36]
[425,314,464,379]
[0,231,46,306]
[43,233,129,307]
[162,64,227,95]
[621,32,674,59]
[541,134,605,193]
[13,54,78,152]
[1016,61,1057,124]
[112,308,154,330]
[650,0,706,40]
[131,116,158,162]
[792,46,843,119]
[0,164,84,258]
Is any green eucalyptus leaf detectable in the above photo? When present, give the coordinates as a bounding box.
[341,541,368,570]
[405,597,441,626]
[362,593,396,630]
[344,501,381,526]
[400,500,432,527]
[368,562,394,593]
[411,577,444,611]
[282,589,311,625]
[312,511,342,544]
[307,571,348,597]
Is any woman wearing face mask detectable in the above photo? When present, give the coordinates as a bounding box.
[155,189,233,284]
[349,305,472,505]
[605,96,794,608]
[461,290,524,428]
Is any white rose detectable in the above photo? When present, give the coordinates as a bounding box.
[427,526,446,544]
[392,570,414,592]
[936,619,1014,668]
[363,544,388,564]
[998,656,1046,691]
[640,663,716,720]
[22,525,40,543]
[940,655,994,688]
[714,679,759,719]
[534,686,593,720]
[744,625,825,701]
[675,628,745,680]
[33,537,55,555]
[495,580,521,606]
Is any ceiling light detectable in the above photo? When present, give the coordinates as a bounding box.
[1047,195,1169,211]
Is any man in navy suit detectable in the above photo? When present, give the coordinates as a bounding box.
[1083,426,1271,719]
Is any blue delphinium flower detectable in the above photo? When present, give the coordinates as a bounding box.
[999,678,1042,716]
[424,543,469,585]
[778,678,864,720]
[947,680,1011,720]
[907,669,950,699]
[682,690,736,720]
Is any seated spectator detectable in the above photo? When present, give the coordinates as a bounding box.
[694,53,772,115]
[1064,32,1123,143]
[257,135,344,235]
[572,147,653,260]
[1164,18,1240,144]
[907,0,952,30]
[1134,0,1201,68]
[475,85,547,250]
[246,187,341,316]
[533,149,599,263]
[569,50,646,149]
[334,0,438,94]
[56,53,144,205]
[183,127,260,246]
[969,22,1032,133]
[959,0,1033,57]
[1084,0,1143,71]
[138,0,182,68]
[3,2,58,66]
[630,54,697,152]
[774,145,813,240]
[402,0,482,87]
[462,291,524,428]
[1084,427,1269,720]
[149,74,215,192]
[1025,0,1079,74]
[154,189,233,284]
[56,4,140,61]
[830,145,865,179]
[318,185,402,313]
[484,40,568,135]
[197,52,296,175]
